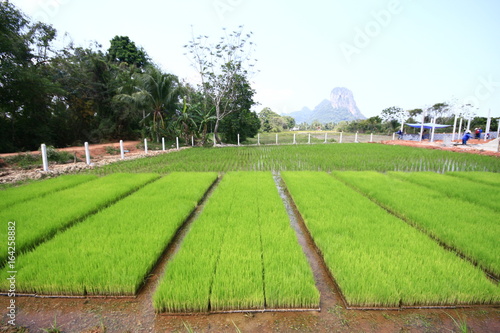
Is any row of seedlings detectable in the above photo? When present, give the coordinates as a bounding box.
[0,174,97,211]
[0,172,218,296]
[0,173,159,264]
[153,172,319,313]
[282,171,499,307]
[333,171,500,278]
[388,172,500,213]
[95,144,500,175]
[447,171,500,187]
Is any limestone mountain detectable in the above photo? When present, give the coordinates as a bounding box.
[285,87,366,124]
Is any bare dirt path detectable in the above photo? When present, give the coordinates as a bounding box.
[0,141,187,184]
[380,139,500,157]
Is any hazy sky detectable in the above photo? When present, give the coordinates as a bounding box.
[11,0,500,118]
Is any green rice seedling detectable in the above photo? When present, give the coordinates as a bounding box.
[256,174,319,309]
[388,172,500,212]
[0,175,97,211]
[0,173,159,264]
[447,171,500,187]
[333,171,500,278]
[92,144,500,175]
[153,172,319,313]
[282,171,499,307]
[0,172,217,296]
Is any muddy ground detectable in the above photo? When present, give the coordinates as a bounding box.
[1,140,499,332]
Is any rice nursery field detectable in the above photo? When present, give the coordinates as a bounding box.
[282,171,499,307]
[92,144,500,175]
[153,172,320,313]
[1,143,499,313]
[0,173,217,296]
[333,171,500,278]
[0,173,159,264]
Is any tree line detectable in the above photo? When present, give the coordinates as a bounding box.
[0,2,259,153]
[259,104,497,135]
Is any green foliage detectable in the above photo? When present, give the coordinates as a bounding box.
[107,36,148,68]
[258,107,294,132]
[0,173,216,296]
[0,2,60,152]
[220,108,260,143]
[184,26,257,144]
[41,145,74,164]
[153,172,319,312]
[3,153,41,169]
[105,146,120,155]
[283,171,499,306]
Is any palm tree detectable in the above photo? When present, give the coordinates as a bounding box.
[114,65,179,142]
[173,97,197,144]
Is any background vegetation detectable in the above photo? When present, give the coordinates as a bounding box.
[0,3,258,153]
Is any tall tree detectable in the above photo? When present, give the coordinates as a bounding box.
[219,75,259,143]
[185,26,257,143]
[0,2,60,152]
[115,65,180,142]
[108,36,148,68]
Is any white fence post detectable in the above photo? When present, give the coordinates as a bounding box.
[370,133,373,142]
[84,142,91,165]
[392,132,396,140]
[355,132,359,143]
[293,133,296,144]
[192,136,194,147]
[176,137,179,150]
[458,118,463,139]
[237,134,240,146]
[276,133,278,145]
[41,144,49,172]
[162,137,165,151]
[144,139,148,154]
[258,133,260,145]
[213,133,216,147]
[484,109,491,142]
[308,133,311,144]
[339,132,343,143]
[324,132,327,143]
[452,114,458,141]
[430,117,436,142]
[120,140,124,159]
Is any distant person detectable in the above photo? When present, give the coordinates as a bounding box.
[462,130,472,145]
[396,129,403,140]
[475,128,480,139]
[478,128,483,139]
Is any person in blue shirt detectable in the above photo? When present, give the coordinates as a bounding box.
[462,130,472,145]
